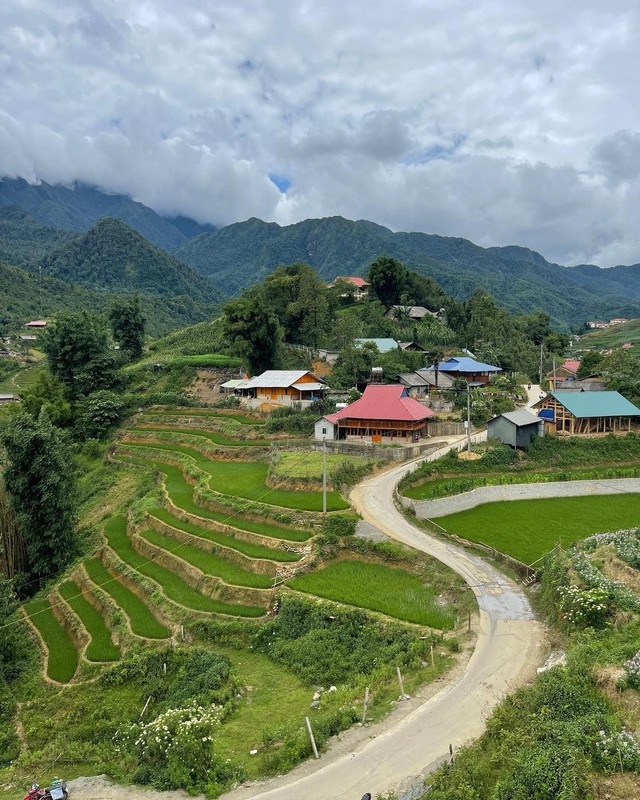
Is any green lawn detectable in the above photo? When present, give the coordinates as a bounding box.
[84,558,170,639]
[129,426,270,447]
[104,517,265,617]
[120,442,349,511]
[22,598,79,682]
[436,494,640,564]
[149,506,300,562]
[58,580,120,662]
[140,527,274,589]
[144,409,263,425]
[289,560,455,629]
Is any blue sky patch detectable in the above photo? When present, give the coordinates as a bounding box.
[269,173,292,192]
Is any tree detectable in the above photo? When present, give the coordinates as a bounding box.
[42,311,119,402]
[367,256,409,307]
[19,372,72,428]
[79,390,129,439]
[222,294,283,374]
[109,293,146,359]
[425,348,446,387]
[577,351,603,379]
[1,410,78,586]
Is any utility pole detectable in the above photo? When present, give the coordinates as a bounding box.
[322,437,327,514]
[466,383,472,454]
[552,357,556,393]
[539,342,543,387]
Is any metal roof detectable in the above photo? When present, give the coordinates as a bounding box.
[292,382,325,391]
[243,370,322,388]
[354,338,399,353]
[398,372,430,387]
[550,391,640,418]
[424,357,501,373]
[324,384,434,423]
[220,379,245,389]
[491,409,542,427]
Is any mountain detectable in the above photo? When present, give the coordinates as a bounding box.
[0,177,214,252]
[0,205,75,266]
[176,216,640,327]
[34,218,222,305]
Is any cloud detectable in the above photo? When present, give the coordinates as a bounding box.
[1,0,640,265]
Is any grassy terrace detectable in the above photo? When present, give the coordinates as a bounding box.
[436,494,640,564]
[289,560,456,629]
[104,517,265,617]
[143,409,263,425]
[58,580,120,662]
[149,507,301,562]
[140,527,274,589]
[120,441,349,511]
[22,598,79,682]
[84,558,170,639]
[129,426,270,447]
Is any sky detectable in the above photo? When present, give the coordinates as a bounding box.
[2,0,640,266]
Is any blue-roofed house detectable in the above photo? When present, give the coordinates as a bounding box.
[419,356,502,386]
[533,391,640,435]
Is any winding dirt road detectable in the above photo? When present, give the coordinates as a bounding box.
[70,443,546,800]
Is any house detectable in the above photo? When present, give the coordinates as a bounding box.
[587,320,610,329]
[219,379,246,395]
[354,338,399,353]
[533,391,640,435]
[237,370,326,409]
[25,320,47,329]
[398,372,431,398]
[419,369,455,390]
[487,410,544,448]
[420,356,501,386]
[330,276,370,300]
[555,376,606,392]
[610,318,631,326]
[315,384,434,443]
[398,342,429,352]
[546,359,580,390]
[0,393,19,404]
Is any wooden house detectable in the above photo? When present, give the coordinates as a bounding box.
[239,370,326,410]
[533,391,640,435]
[316,384,434,443]
[329,276,370,300]
[420,356,501,386]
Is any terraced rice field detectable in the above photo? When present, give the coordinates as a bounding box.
[105,517,265,617]
[58,580,120,662]
[143,409,263,425]
[84,558,170,639]
[120,441,349,511]
[141,527,274,588]
[289,560,456,629]
[130,426,270,447]
[22,598,79,682]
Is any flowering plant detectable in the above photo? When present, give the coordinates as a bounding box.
[593,728,640,772]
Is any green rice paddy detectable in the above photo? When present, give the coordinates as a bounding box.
[140,527,274,588]
[104,517,265,617]
[435,493,640,564]
[149,506,300,562]
[58,580,120,662]
[289,560,456,629]
[129,426,270,447]
[121,441,349,511]
[143,409,263,425]
[23,598,79,682]
[84,558,170,639]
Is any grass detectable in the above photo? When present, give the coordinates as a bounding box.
[129,426,270,447]
[289,560,456,629]
[272,451,375,480]
[436,493,640,564]
[104,517,265,617]
[149,507,301,562]
[121,441,349,511]
[143,408,263,425]
[84,558,170,639]
[22,598,79,682]
[140,527,274,589]
[58,580,120,662]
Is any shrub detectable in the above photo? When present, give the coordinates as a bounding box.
[323,513,358,540]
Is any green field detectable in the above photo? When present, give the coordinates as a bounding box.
[84,558,170,639]
[436,493,640,563]
[580,319,640,349]
[129,426,270,447]
[289,560,456,629]
[140,527,274,588]
[272,451,375,480]
[58,580,120,662]
[149,507,301,562]
[22,598,79,682]
[143,409,263,425]
[104,517,265,617]
[120,441,349,511]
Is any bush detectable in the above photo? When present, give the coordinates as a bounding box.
[323,513,358,540]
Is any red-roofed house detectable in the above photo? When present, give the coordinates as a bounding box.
[315,385,434,443]
[329,276,370,300]
[546,359,580,390]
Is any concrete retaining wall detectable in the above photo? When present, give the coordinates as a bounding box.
[405,477,640,519]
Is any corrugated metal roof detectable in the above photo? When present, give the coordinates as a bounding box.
[496,409,542,427]
[244,370,320,388]
[426,357,501,373]
[355,338,399,353]
[324,384,434,423]
[292,382,325,391]
[398,372,430,387]
[551,391,640,418]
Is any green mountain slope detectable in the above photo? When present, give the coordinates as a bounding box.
[0,205,75,265]
[0,177,213,251]
[176,216,640,327]
[34,218,222,304]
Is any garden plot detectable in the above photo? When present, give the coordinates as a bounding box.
[84,557,170,639]
[104,517,265,618]
[129,425,270,447]
[58,580,120,662]
[289,560,456,629]
[436,494,640,564]
[22,598,79,682]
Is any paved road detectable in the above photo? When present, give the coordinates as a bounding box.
[222,447,546,800]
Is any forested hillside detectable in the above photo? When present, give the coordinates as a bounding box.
[0,206,74,265]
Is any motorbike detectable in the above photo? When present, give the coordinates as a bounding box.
[22,778,68,800]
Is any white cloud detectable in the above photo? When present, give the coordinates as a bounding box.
[1,0,640,264]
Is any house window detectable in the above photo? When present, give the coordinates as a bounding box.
[322,427,327,435]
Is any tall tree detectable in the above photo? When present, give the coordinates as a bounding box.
[367,256,409,307]
[1,410,78,586]
[42,311,119,402]
[222,294,283,374]
[109,293,146,359]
